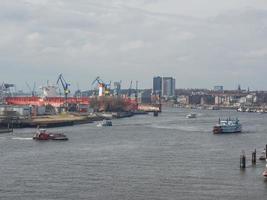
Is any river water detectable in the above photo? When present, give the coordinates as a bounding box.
[1,107,267,200]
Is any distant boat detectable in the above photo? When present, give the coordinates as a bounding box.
[213,118,242,134]
[262,168,267,178]
[97,120,112,127]
[186,113,197,119]
[237,107,245,112]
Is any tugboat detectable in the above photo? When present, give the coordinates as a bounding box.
[97,119,112,127]
[213,118,242,134]
[33,128,68,141]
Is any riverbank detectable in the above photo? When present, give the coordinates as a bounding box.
[0,111,142,128]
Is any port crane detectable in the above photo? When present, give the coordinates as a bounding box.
[56,74,71,100]
[128,80,133,97]
[0,82,14,101]
[92,76,110,96]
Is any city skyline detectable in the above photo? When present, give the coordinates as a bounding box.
[1,0,267,90]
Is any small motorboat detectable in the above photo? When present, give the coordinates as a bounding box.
[97,120,112,127]
[186,113,196,119]
[33,128,68,141]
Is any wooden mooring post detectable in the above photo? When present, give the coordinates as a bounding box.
[252,149,256,165]
[240,151,246,169]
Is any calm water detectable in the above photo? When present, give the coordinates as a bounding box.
[1,107,267,200]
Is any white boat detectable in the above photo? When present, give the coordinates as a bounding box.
[237,107,245,112]
[97,120,112,127]
[213,118,242,134]
[186,113,197,118]
[259,149,266,160]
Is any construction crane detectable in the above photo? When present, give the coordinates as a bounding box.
[56,74,71,100]
[92,76,110,96]
[135,80,139,104]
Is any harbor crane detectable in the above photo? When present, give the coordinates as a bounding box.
[128,80,133,97]
[56,74,70,100]
[92,76,110,96]
[135,81,138,99]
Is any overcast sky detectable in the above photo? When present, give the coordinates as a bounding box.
[1,0,267,92]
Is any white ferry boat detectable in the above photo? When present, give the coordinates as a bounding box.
[213,118,242,134]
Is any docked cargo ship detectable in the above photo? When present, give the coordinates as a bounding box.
[213,118,242,134]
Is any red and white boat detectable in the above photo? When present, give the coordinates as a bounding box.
[33,128,68,141]
[262,168,267,178]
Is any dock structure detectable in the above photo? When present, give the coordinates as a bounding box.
[252,149,256,165]
[240,151,246,169]
[0,122,13,133]
[137,104,161,112]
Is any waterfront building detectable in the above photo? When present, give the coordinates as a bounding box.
[214,85,223,91]
[201,95,215,105]
[162,77,176,98]
[188,95,201,105]
[153,76,162,95]
[177,95,189,105]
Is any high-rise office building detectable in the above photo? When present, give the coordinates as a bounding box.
[153,76,162,95]
[162,77,176,97]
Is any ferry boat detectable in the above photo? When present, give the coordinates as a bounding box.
[33,128,68,141]
[186,113,197,119]
[97,120,112,127]
[213,118,242,134]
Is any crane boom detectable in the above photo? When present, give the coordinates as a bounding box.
[91,76,110,96]
[56,74,70,98]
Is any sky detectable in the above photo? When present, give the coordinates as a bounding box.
[1,0,267,92]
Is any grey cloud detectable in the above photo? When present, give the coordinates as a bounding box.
[1,0,267,91]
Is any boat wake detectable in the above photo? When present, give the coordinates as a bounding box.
[12,137,33,140]
[149,124,203,132]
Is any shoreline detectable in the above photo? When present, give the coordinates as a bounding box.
[0,111,145,128]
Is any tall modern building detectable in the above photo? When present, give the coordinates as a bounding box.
[162,77,176,97]
[153,76,176,97]
[153,76,162,95]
